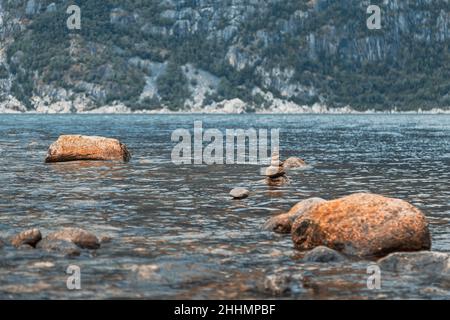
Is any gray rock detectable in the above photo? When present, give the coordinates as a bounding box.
[11,228,42,248]
[263,165,286,179]
[230,187,249,199]
[302,246,346,263]
[262,274,293,296]
[378,251,449,274]
[45,228,100,249]
[37,239,81,257]
[282,157,307,169]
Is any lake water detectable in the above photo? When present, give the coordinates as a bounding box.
[0,114,449,299]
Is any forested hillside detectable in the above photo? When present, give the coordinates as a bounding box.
[1,0,450,112]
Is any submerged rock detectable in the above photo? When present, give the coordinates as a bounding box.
[378,251,449,274]
[230,187,250,199]
[302,246,346,263]
[282,157,307,169]
[262,274,293,296]
[292,193,431,257]
[11,228,42,248]
[264,176,289,186]
[263,198,326,234]
[45,135,131,163]
[37,239,81,257]
[45,228,100,249]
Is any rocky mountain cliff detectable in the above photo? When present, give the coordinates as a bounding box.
[1,0,450,113]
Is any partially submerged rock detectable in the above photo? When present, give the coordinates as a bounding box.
[262,274,293,296]
[11,228,42,248]
[45,135,131,163]
[292,193,431,257]
[378,251,449,274]
[282,157,307,169]
[45,228,100,249]
[263,198,326,234]
[264,176,289,186]
[230,187,250,199]
[37,239,81,257]
[302,246,346,263]
[264,165,286,179]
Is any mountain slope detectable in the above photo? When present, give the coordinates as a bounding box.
[1,0,450,112]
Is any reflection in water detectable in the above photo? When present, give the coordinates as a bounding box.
[0,114,449,299]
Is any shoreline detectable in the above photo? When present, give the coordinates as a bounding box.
[2,109,450,115]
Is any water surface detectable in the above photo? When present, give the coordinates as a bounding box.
[0,114,449,299]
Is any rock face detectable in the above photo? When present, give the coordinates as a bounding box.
[263,197,325,234]
[45,135,131,163]
[302,246,346,263]
[11,228,42,248]
[44,228,100,249]
[282,157,307,169]
[291,193,431,257]
[230,187,250,199]
[378,251,449,274]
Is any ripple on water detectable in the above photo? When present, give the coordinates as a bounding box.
[0,114,449,299]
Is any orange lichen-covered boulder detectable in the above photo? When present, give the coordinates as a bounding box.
[45,135,131,163]
[291,193,431,257]
[263,198,326,234]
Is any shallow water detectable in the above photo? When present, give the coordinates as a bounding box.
[0,114,449,299]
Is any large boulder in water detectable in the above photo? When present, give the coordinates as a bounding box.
[263,198,325,234]
[45,135,131,163]
[291,193,431,257]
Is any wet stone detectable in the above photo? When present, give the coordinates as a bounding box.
[302,246,347,263]
[36,239,81,257]
[230,188,250,199]
[11,228,42,248]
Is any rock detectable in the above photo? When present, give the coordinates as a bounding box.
[263,151,285,178]
[37,239,81,257]
[378,251,449,274]
[282,157,307,169]
[230,187,250,199]
[45,135,131,163]
[0,238,4,248]
[45,228,100,249]
[263,198,326,234]
[262,274,293,296]
[100,236,113,244]
[291,193,431,257]
[302,246,346,263]
[264,176,289,186]
[264,165,286,178]
[11,228,42,248]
